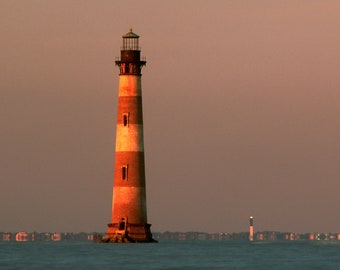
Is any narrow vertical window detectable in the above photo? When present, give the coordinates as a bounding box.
[122,165,128,180]
[121,63,126,74]
[123,113,129,126]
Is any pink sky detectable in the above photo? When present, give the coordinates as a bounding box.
[0,0,339,233]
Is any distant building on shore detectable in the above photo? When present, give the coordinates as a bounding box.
[15,232,29,242]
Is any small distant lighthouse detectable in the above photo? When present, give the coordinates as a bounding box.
[249,216,254,241]
[104,29,156,243]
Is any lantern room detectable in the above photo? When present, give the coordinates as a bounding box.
[122,29,140,51]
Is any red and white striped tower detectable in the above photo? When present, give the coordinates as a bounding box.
[105,29,155,243]
[249,216,254,241]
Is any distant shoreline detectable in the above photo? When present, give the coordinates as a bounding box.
[1,231,339,242]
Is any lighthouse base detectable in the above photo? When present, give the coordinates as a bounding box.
[102,223,157,243]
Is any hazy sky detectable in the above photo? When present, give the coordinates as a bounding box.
[1,0,339,233]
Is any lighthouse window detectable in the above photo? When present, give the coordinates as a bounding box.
[123,113,129,126]
[122,165,128,180]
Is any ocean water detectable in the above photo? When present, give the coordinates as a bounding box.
[1,240,340,270]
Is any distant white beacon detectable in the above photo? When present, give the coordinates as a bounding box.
[249,216,254,241]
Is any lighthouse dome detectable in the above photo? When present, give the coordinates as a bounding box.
[123,28,139,38]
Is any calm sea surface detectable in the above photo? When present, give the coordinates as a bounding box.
[1,240,340,270]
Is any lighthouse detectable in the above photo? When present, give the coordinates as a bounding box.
[249,216,254,241]
[104,29,155,243]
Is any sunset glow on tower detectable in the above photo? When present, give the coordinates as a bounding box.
[104,29,155,243]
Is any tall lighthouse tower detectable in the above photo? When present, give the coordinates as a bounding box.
[249,216,254,241]
[105,29,155,243]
